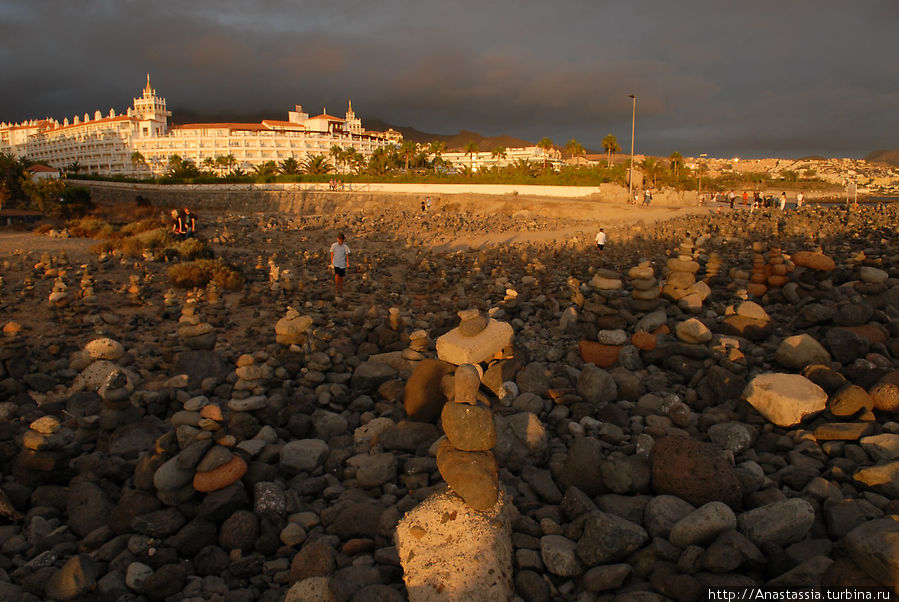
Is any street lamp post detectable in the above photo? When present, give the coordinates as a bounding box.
[628,94,636,205]
[698,153,707,204]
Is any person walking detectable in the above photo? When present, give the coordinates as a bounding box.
[796,191,804,208]
[595,228,607,253]
[779,192,787,210]
[330,232,350,297]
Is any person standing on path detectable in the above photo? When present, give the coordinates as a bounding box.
[595,228,607,253]
[796,191,804,208]
[330,232,350,297]
[779,192,787,210]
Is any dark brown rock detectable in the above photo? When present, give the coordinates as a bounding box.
[650,436,743,508]
[403,359,454,422]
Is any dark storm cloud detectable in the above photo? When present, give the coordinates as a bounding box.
[1,0,896,157]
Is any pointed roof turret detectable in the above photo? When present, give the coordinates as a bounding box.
[145,73,152,92]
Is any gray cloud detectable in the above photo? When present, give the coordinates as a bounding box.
[0,0,895,158]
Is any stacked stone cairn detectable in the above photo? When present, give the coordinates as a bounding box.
[79,266,98,307]
[177,300,216,350]
[628,260,661,312]
[232,353,272,398]
[704,251,724,281]
[662,239,707,313]
[397,310,515,601]
[48,276,70,309]
[126,274,144,306]
[13,415,77,486]
[274,307,313,348]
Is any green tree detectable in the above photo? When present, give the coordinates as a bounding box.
[216,154,237,175]
[537,137,554,170]
[302,154,333,175]
[0,152,27,208]
[66,160,83,174]
[564,139,585,160]
[669,151,684,179]
[21,175,66,213]
[640,157,660,187]
[601,134,621,168]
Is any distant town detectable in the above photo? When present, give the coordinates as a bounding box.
[1,76,897,197]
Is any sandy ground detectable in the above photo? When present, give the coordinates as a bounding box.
[0,200,713,259]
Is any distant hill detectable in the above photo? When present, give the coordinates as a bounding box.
[865,149,899,167]
[364,120,532,151]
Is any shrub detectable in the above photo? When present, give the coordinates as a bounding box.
[134,227,170,249]
[168,259,243,290]
[89,240,114,254]
[68,216,114,238]
[121,217,164,237]
[169,238,213,260]
[34,224,54,235]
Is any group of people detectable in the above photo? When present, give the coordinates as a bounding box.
[328,179,345,191]
[629,188,654,206]
[420,196,432,212]
[170,207,197,237]
[704,190,806,212]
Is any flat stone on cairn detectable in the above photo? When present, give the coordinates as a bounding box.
[662,240,705,312]
[275,307,313,346]
[435,310,513,366]
[233,353,271,395]
[48,276,70,308]
[14,415,76,485]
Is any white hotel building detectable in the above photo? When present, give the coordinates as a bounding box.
[0,76,400,177]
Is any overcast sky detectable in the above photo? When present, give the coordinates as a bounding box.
[1,1,897,158]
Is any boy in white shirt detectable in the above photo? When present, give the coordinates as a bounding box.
[329,233,350,296]
[595,228,607,253]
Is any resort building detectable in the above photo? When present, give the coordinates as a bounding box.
[440,146,563,172]
[0,75,400,177]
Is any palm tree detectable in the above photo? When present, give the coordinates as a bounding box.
[279,156,300,175]
[564,139,585,161]
[429,140,446,174]
[400,140,418,172]
[216,154,237,175]
[302,154,333,175]
[253,161,278,176]
[669,151,684,179]
[491,146,508,168]
[601,134,621,168]
[130,151,147,175]
[537,137,553,170]
[329,145,343,174]
[201,157,217,175]
[464,140,479,171]
[66,160,83,174]
[640,157,660,188]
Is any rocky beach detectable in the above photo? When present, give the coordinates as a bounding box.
[1,195,898,601]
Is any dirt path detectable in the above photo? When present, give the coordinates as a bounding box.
[0,232,96,263]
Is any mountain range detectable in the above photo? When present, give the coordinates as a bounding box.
[864,149,899,167]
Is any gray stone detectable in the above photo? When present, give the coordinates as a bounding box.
[844,519,899,588]
[576,511,649,565]
[280,439,330,474]
[738,499,816,546]
[644,495,696,538]
[669,502,737,548]
[347,453,398,488]
[576,364,617,404]
[540,534,584,577]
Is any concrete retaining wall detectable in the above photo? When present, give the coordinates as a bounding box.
[69,180,701,215]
